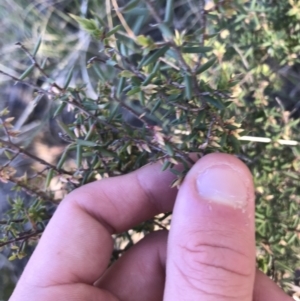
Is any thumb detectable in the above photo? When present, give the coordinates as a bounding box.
[164,153,256,301]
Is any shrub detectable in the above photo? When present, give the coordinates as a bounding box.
[0,0,299,298]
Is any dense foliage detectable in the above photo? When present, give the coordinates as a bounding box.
[0,0,299,299]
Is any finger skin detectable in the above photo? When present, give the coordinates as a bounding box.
[10,283,119,301]
[97,232,291,301]
[9,161,180,300]
[164,153,256,301]
[97,231,167,301]
[253,270,293,301]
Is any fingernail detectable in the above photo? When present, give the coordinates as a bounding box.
[196,164,248,209]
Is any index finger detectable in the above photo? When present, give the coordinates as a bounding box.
[17,161,179,287]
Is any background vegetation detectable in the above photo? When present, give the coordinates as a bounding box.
[0,0,300,299]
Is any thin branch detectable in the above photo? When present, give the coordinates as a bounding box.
[0,118,13,143]
[7,176,55,204]
[112,95,149,126]
[158,212,172,222]
[69,96,120,132]
[0,230,43,248]
[105,0,113,31]
[0,218,25,225]
[111,0,136,40]
[125,231,134,247]
[143,0,162,23]
[0,69,50,93]
[152,220,168,230]
[0,138,73,176]
[15,42,62,91]
[88,56,125,73]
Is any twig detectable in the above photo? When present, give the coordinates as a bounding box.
[159,57,180,70]
[0,151,20,175]
[0,138,73,176]
[72,96,121,133]
[158,212,172,222]
[7,176,56,204]
[0,118,13,143]
[0,230,43,248]
[0,218,25,225]
[125,231,134,247]
[143,0,162,23]
[112,95,149,126]
[15,42,62,91]
[152,220,169,230]
[106,0,113,30]
[111,0,136,40]
[0,69,49,94]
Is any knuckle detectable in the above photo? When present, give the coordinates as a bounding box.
[174,232,253,298]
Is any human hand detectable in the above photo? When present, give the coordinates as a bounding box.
[9,153,292,301]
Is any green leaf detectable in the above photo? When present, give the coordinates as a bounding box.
[69,14,98,31]
[165,143,174,156]
[287,233,298,245]
[194,110,206,127]
[161,161,171,172]
[63,67,74,89]
[82,101,100,111]
[106,25,122,37]
[158,23,173,40]
[8,254,17,261]
[142,61,161,85]
[119,70,135,78]
[126,86,141,96]
[119,0,141,12]
[76,139,99,147]
[45,169,54,189]
[92,65,107,81]
[53,102,67,118]
[57,145,73,169]
[151,99,161,114]
[220,133,228,147]
[136,35,155,48]
[117,77,126,97]
[184,73,193,100]
[76,144,82,168]
[69,14,103,38]
[228,135,240,153]
[32,36,42,56]
[57,120,76,139]
[139,91,145,106]
[164,0,174,24]
[140,45,170,67]
[203,95,225,110]
[18,64,35,80]
[196,58,217,74]
[182,46,213,53]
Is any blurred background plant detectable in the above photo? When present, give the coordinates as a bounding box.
[0,0,300,300]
